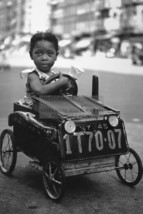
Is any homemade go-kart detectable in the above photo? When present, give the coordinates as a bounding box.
[0,74,142,201]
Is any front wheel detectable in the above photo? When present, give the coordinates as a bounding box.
[43,159,65,201]
[115,147,143,186]
[0,129,17,175]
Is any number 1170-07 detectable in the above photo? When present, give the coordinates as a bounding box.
[64,129,122,155]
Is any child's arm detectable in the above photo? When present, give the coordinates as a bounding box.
[28,72,69,95]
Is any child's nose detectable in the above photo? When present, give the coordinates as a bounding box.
[42,54,48,60]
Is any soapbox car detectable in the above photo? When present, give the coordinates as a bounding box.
[0,74,142,201]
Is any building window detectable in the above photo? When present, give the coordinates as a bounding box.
[100,9,109,18]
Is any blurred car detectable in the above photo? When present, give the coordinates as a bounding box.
[131,43,143,65]
[0,52,10,70]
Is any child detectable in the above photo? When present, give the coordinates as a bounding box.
[20,31,69,105]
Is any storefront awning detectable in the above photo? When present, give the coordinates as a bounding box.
[75,38,91,49]
[59,39,71,47]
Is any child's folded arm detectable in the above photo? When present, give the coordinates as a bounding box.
[28,73,68,95]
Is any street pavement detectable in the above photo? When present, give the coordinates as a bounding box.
[0,53,143,214]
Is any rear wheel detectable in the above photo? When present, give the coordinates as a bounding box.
[43,159,65,201]
[0,129,17,175]
[115,148,143,186]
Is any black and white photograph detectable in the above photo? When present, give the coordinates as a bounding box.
[0,0,143,213]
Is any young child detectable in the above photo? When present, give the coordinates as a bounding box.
[20,31,69,105]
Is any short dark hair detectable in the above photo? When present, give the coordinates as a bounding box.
[29,31,59,57]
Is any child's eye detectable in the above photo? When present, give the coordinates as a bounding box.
[47,52,54,56]
[34,50,43,56]
[34,50,55,57]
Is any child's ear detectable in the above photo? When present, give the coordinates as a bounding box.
[29,51,33,59]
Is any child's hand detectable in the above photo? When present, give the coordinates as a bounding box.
[45,73,59,84]
[59,72,74,90]
[58,71,63,79]
[59,71,67,82]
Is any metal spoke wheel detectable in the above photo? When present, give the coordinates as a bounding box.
[115,147,143,186]
[0,129,17,175]
[43,159,65,201]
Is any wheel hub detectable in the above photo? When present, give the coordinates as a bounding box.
[124,163,133,170]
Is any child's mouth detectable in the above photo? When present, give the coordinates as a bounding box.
[41,64,49,67]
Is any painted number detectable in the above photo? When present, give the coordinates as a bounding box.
[107,130,116,149]
[64,129,123,155]
[95,130,104,150]
[115,129,122,148]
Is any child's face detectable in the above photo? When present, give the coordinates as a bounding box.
[31,40,58,72]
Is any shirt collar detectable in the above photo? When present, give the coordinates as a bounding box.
[35,67,54,80]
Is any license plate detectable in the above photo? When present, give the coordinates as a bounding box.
[63,127,128,160]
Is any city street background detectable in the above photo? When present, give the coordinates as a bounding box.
[1,0,143,213]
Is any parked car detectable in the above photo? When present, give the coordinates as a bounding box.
[0,52,10,70]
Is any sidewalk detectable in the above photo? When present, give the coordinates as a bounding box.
[55,55,143,76]
[5,53,143,76]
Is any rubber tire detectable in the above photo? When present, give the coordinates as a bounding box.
[115,147,143,186]
[43,158,65,201]
[0,129,17,175]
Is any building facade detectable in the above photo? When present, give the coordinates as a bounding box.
[0,0,143,55]
[50,0,143,56]
[50,0,96,38]
[0,0,18,40]
[51,0,143,37]
[0,0,51,46]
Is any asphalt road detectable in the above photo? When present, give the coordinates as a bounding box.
[0,56,143,214]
